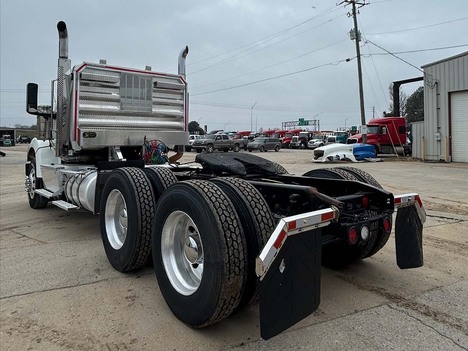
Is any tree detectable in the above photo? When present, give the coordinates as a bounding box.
[404,86,424,123]
[383,83,407,116]
[188,121,205,135]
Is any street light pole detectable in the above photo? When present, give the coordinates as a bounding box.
[250,102,257,132]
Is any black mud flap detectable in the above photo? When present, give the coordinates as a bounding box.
[395,206,423,269]
[258,228,322,340]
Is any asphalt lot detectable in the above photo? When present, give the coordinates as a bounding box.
[1,144,467,351]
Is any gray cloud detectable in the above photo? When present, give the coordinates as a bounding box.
[1,0,467,131]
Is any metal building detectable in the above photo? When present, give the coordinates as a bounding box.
[415,51,468,162]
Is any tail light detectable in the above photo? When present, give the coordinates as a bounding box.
[383,217,391,233]
[362,196,369,208]
[348,227,359,245]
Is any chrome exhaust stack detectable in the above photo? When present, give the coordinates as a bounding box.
[57,21,68,59]
[56,21,71,157]
[178,46,189,78]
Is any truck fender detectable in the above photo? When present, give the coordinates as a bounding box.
[26,138,60,178]
[256,207,338,340]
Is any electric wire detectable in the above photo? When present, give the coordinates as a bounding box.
[191,57,354,96]
[189,4,341,66]
[190,12,346,75]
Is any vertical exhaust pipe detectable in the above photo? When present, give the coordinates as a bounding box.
[56,21,69,157]
[57,21,68,59]
[178,46,189,78]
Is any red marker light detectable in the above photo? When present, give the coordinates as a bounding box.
[348,227,359,245]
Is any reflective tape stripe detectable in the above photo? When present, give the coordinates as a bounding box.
[256,207,337,280]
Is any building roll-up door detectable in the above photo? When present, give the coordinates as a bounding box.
[451,91,468,162]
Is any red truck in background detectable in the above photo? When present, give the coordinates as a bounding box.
[347,117,411,156]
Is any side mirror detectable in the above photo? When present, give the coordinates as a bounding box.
[26,83,39,114]
[26,83,52,118]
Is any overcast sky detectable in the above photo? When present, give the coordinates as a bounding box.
[1,0,467,132]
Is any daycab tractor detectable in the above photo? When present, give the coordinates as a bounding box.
[347,117,411,156]
[25,21,426,340]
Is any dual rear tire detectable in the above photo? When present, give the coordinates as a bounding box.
[100,168,274,328]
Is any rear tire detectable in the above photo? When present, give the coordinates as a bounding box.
[275,145,280,152]
[143,166,177,197]
[100,167,155,272]
[211,177,275,309]
[153,180,247,327]
[336,167,392,258]
[233,144,240,152]
[27,153,49,209]
[303,168,378,268]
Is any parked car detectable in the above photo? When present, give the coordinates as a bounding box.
[16,135,31,144]
[307,138,325,149]
[247,137,281,152]
[185,134,202,151]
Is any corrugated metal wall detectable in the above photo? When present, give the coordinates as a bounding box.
[422,52,468,161]
[410,121,424,159]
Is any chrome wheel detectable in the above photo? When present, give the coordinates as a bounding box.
[27,164,37,199]
[161,210,203,296]
[105,189,128,250]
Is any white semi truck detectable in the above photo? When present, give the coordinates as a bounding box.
[25,21,426,340]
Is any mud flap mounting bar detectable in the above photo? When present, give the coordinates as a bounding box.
[394,193,426,269]
[255,207,338,340]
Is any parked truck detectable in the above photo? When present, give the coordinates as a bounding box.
[0,128,16,146]
[191,132,244,153]
[24,21,426,341]
[347,117,411,156]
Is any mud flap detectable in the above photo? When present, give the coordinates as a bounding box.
[255,208,337,340]
[258,227,322,340]
[394,194,425,269]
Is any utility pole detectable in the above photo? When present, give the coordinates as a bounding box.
[341,0,368,143]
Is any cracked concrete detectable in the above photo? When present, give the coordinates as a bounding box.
[1,145,467,350]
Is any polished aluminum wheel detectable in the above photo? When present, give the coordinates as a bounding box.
[161,210,203,296]
[105,189,128,250]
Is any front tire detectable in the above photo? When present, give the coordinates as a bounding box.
[27,153,48,209]
[153,180,247,327]
[100,167,155,272]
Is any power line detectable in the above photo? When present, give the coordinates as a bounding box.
[191,58,353,96]
[189,4,341,67]
[192,38,348,90]
[190,12,346,75]
[365,39,424,73]
[367,16,468,36]
[362,43,468,56]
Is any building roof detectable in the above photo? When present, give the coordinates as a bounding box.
[421,51,468,69]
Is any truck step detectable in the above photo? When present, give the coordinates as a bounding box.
[35,188,54,198]
[52,200,79,211]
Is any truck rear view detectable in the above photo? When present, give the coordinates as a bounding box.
[24,21,426,341]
